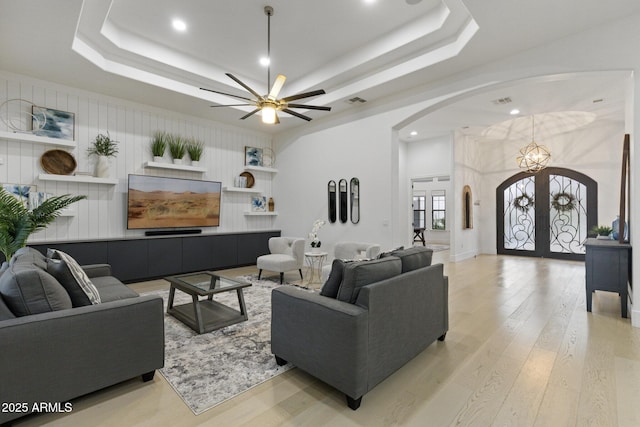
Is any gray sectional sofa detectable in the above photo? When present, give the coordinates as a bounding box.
[271,246,448,410]
[0,247,164,425]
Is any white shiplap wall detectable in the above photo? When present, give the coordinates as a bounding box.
[0,71,276,243]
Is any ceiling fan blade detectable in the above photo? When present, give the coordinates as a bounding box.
[240,109,261,120]
[226,73,264,100]
[210,104,254,107]
[200,87,255,102]
[282,108,312,121]
[268,74,287,101]
[280,89,326,103]
[286,103,332,111]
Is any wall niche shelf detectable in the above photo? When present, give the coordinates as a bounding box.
[244,165,278,174]
[38,173,118,185]
[244,211,278,216]
[143,161,207,173]
[0,130,76,148]
[222,187,262,194]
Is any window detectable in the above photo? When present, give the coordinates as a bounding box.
[412,195,426,229]
[432,190,446,230]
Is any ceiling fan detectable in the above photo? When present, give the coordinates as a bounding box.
[200,5,331,124]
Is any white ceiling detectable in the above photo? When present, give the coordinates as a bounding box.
[1,0,639,137]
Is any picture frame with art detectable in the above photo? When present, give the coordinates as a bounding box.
[0,183,51,210]
[245,146,263,167]
[31,106,75,140]
[251,196,267,212]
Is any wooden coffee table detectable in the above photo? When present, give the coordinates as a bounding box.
[165,271,252,334]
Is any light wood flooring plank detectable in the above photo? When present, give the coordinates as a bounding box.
[615,356,640,427]
[491,347,556,426]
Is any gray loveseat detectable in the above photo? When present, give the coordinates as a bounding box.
[271,246,448,410]
[0,247,164,425]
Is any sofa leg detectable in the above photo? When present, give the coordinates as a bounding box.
[258,269,263,280]
[280,272,284,284]
[274,355,288,366]
[298,269,303,280]
[346,395,362,410]
[438,332,447,341]
[142,371,155,382]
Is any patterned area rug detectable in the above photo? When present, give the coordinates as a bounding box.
[146,276,307,415]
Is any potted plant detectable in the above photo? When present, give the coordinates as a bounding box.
[308,219,326,253]
[0,189,86,264]
[168,134,186,165]
[150,131,168,162]
[88,131,119,178]
[590,225,613,240]
[186,138,204,166]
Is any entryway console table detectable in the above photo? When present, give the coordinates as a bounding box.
[584,238,632,318]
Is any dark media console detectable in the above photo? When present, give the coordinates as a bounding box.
[27,230,280,283]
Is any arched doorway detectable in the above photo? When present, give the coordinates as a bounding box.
[496,167,597,261]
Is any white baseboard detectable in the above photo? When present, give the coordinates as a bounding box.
[450,250,477,262]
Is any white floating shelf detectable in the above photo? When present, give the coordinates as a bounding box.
[244,211,278,216]
[222,187,262,194]
[143,161,207,173]
[57,209,76,217]
[38,173,118,185]
[0,130,76,148]
[244,165,278,173]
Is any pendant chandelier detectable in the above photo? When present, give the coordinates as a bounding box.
[517,115,551,173]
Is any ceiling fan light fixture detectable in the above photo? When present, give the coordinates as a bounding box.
[200,5,331,124]
[261,105,277,124]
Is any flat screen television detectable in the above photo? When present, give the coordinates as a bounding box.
[127,174,221,230]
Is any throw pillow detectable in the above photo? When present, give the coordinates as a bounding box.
[320,259,345,298]
[377,246,405,259]
[336,257,402,303]
[389,247,433,273]
[0,263,72,316]
[10,247,48,270]
[48,249,101,306]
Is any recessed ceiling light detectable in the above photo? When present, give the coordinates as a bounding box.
[172,18,187,32]
[259,57,270,67]
[363,0,376,4]
[410,131,418,136]
[510,109,520,115]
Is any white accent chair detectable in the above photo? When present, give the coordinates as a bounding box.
[321,242,382,282]
[257,237,305,284]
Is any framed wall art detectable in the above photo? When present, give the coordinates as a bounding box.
[32,106,75,140]
[251,196,267,212]
[245,146,263,166]
[2,183,36,208]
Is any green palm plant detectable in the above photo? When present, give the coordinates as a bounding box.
[0,189,86,262]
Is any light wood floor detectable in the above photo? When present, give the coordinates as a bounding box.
[16,252,640,427]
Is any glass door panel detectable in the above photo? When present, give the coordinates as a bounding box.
[503,176,536,251]
[549,174,588,254]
